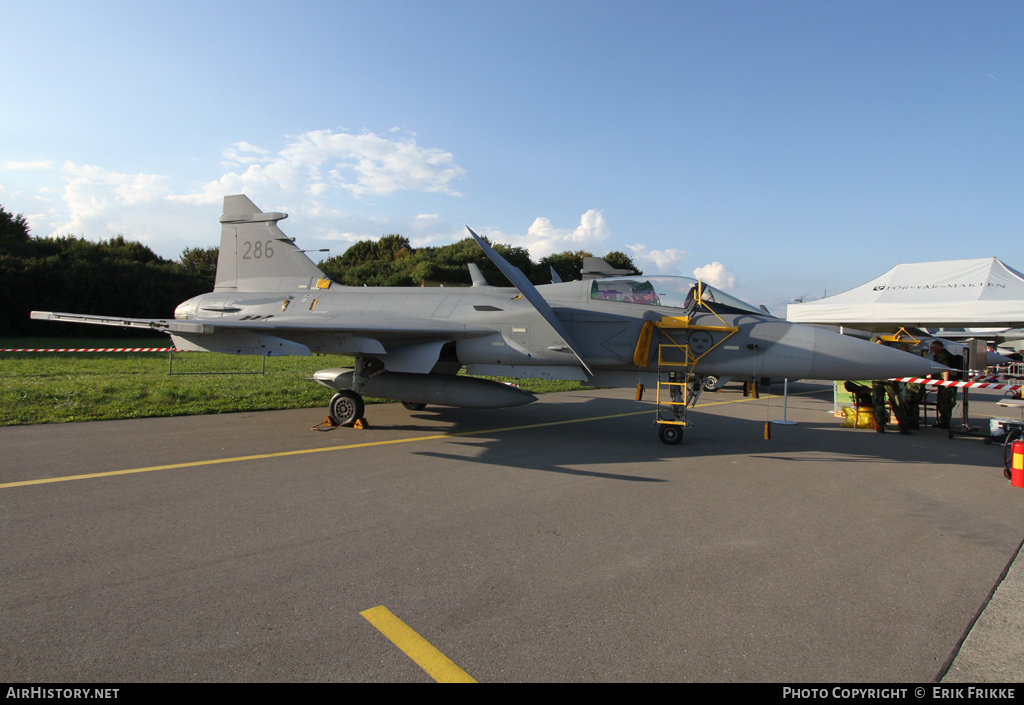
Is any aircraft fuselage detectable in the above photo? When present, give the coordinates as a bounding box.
[171,276,947,387]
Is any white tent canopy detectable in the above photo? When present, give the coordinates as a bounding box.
[786,257,1024,329]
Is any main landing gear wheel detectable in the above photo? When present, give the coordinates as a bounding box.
[659,425,683,445]
[401,401,427,411]
[329,391,365,426]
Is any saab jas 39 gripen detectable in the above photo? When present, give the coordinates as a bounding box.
[32,195,947,444]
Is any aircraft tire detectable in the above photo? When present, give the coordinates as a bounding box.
[401,402,427,411]
[658,424,683,445]
[703,376,719,392]
[329,391,364,426]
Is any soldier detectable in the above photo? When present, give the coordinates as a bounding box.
[929,340,957,429]
[899,342,924,430]
[871,338,912,434]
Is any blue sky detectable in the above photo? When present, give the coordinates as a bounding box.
[2,0,1021,312]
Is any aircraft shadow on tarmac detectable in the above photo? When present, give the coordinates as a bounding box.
[362,384,1007,481]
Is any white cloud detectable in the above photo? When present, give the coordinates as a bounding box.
[45,162,202,254]
[221,141,270,166]
[0,129,467,259]
[173,129,464,207]
[488,209,609,259]
[3,161,53,170]
[57,161,174,232]
[625,243,689,275]
[693,261,738,290]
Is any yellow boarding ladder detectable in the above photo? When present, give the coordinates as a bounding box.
[632,282,739,443]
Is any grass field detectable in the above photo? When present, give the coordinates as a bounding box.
[0,337,588,426]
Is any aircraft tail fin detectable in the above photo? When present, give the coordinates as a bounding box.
[467,262,489,287]
[214,195,328,291]
[580,257,634,279]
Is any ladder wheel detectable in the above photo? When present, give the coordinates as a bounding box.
[659,425,683,445]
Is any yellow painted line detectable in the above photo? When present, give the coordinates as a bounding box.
[360,605,476,683]
[0,390,803,490]
[0,412,641,489]
[0,434,452,489]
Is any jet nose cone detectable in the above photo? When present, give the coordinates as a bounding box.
[987,351,1015,366]
[810,329,949,380]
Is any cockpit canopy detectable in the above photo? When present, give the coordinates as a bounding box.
[590,276,767,316]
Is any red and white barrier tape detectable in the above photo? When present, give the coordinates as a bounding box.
[0,348,174,353]
[970,374,1023,383]
[889,377,1022,393]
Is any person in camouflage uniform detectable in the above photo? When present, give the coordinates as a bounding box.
[899,342,924,430]
[929,340,957,429]
[870,338,912,434]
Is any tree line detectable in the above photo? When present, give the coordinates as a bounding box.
[0,204,639,337]
[315,233,640,287]
[1,207,216,338]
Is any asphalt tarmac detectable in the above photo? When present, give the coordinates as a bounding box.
[2,382,1022,683]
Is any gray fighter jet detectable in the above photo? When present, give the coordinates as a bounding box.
[32,195,948,444]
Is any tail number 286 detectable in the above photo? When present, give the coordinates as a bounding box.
[242,240,275,260]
